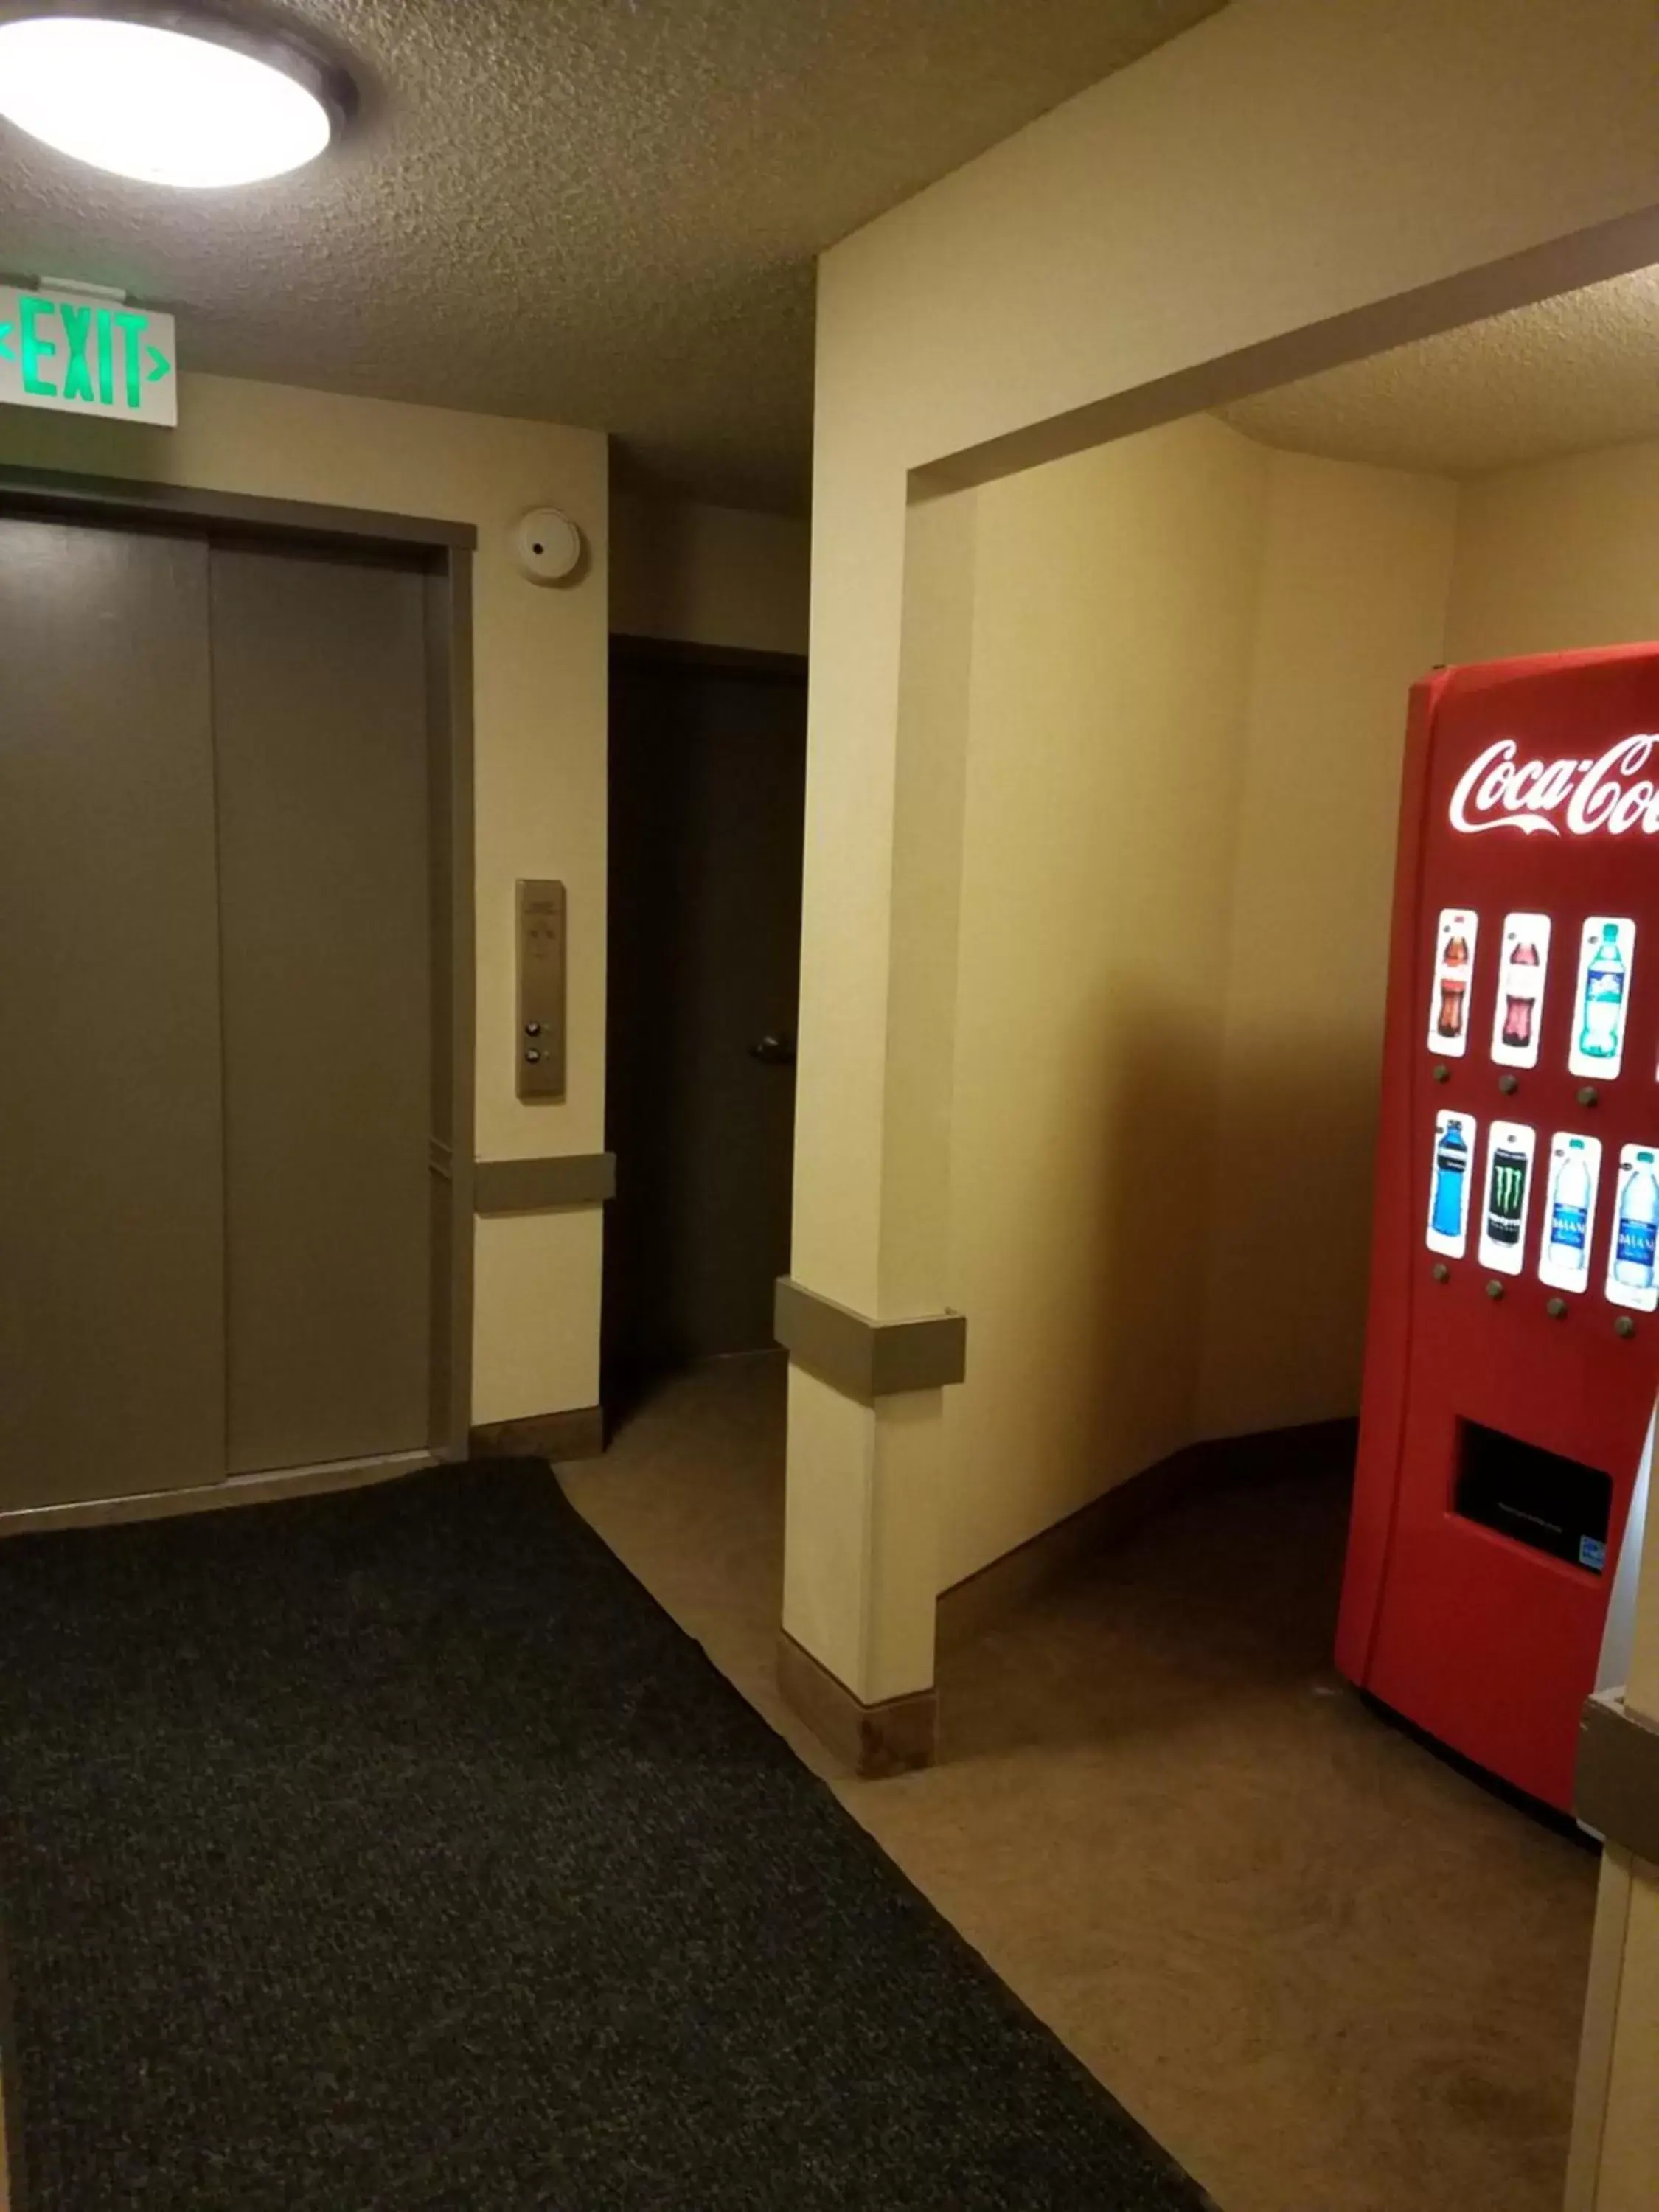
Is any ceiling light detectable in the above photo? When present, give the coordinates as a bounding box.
[0,10,350,188]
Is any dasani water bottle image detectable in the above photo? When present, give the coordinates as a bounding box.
[1607,1145,1659,1313]
[1540,1133,1601,1293]
[1549,1141,1590,1260]
[1615,1152,1659,1288]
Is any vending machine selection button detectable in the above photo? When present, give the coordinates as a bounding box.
[1485,1280,1505,1301]
[1615,1314,1638,1339]
[1431,1262,1450,1284]
[1498,1074,1519,1096]
[1576,1085,1600,1109]
[1546,1295,1569,1319]
[1432,1063,1450,1085]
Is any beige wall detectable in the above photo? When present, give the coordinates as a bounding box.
[1196,451,1457,1439]
[937,422,1453,1589]
[939,407,1659,2198]
[784,0,1659,1705]
[941,417,1267,1586]
[0,374,609,1425]
[610,491,810,655]
[931,414,1659,1596]
[1447,437,1659,663]
[796,0,1659,1317]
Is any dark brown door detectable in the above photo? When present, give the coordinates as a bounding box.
[605,643,807,1408]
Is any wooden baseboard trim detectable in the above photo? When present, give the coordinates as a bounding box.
[469,1404,606,1464]
[0,1449,435,1540]
[936,1416,1358,1654]
[776,1630,939,1777]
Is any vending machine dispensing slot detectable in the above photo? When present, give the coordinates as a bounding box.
[1338,645,1659,1812]
[1453,1421,1613,1575]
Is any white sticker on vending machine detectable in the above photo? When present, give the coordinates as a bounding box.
[1539,1132,1604,1294]
[1605,1144,1659,1313]
[1427,908,1478,1059]
[1478,1121,1537,1276]
[1427,1109,1477,1259]
[1568,917,1635,1081]
[1490,913,1551,1071]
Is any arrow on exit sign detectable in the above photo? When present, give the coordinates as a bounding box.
[0,285,178,428]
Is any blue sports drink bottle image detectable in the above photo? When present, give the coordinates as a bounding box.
[1431,1118,1469,1240]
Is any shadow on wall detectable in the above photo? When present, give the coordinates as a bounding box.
[1196,1023,1388,1442]
[1077,984,1226,1489]
[952,982,1386,1557]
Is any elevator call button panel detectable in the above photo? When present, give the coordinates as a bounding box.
[516,878,567,1101]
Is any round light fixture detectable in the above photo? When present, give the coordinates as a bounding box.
[0,9,351,187]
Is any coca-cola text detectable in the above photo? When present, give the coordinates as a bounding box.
[1450,735,1659,838]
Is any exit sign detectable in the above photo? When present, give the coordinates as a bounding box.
[0,284,177,428]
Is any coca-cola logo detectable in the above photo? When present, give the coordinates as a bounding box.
[1450,735,1659,837]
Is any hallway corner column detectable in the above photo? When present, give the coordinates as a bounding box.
[1568,1424,1659,2211]
[777,465,979,1774]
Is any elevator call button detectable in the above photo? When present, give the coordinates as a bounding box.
[515,879,567,1101]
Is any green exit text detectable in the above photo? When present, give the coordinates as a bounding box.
[0,296,172,411]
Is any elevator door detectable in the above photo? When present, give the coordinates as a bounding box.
[0,512,434,1512]
[0,519,228,1507]
[212,546,431,1475]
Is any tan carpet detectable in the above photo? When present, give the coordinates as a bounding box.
[563,1352,1598,2212]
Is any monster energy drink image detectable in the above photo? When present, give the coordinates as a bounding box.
[1478,1119,1537,1276]
[1486,1143,1529,1245]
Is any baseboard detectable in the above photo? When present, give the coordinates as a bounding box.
[936,1416,1358,1655]
[776,1630,939,1778]
[0,1449,436,1540]
[469,1404,606,1464]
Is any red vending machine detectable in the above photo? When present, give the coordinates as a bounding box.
[1338,644,1659,1812]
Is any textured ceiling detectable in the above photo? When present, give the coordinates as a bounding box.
[1221,268,1659,478]
[0,0,1229,509]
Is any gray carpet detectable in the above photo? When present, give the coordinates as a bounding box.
[0,1461,1215,2211]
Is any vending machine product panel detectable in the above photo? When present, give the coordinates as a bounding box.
[1338,644,1659,1812]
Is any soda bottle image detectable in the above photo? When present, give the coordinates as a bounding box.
[1548,1138,1593,1271]
[1486,1142,1528,1246]
[1436,932,1470,1041]
[1579,923,1627,1061]
[1614,1150,1659,1290]
[1431,1118,1469,1239]
[1501,938,1541,1048]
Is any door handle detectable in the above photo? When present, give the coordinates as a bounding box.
[749,1032,796,1066]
